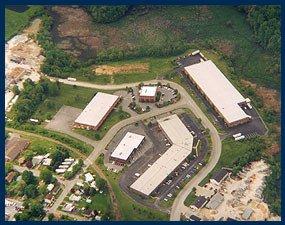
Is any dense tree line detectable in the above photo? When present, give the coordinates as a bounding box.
[37,13,80,78]
[13,78,60,123]
[7,121,92,154]
[7,170,46,220]
[232,138,265,176]
[263,155,281,215]
[96,41,188,63]
[86,6,130,23]
[238,6,280,53]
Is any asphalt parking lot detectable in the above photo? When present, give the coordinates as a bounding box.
[119,112,209,209]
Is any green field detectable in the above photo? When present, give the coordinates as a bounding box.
[199,137,262,187]
[33,84,113,121]
[184,190,196,207]
[21,135,58,158]
[96,155,169,221]
[5,6,42,41]
[76,192,112,214]
[86,6,279,89]
[75,109,130,141]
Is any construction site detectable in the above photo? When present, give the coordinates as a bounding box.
[186,160,280,221]
[5,18,44,111]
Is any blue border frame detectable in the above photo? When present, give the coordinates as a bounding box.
[2,0,284,223]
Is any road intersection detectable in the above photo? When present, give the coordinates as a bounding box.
[8,77,221,221]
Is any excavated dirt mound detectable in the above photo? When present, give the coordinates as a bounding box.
[93,63,149,75]
[241,79,280,112]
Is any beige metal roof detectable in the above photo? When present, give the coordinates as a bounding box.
[139,86,157,97]
[184,60,251,124]
[75,92,119,127]
[111,132,145,161]
[157,114,194,149]
[130,114,193,196]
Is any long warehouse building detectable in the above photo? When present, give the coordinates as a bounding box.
[130,114,193,196]
[74,92,120,131]
[184,60,251,127]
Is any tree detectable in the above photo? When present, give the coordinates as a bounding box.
[87,6,130,23]
[12,85,20,95]
[22,171,37,185]
[29,202,45,218]
[48,213,55,221]
[15,212,30,221]
[24,184,39,198]
[96,177,108,192]
[5,163,13,176]
[40,168,54,184]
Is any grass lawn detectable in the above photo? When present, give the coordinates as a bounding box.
[33,84,113,121]
[21,135,58,157]
[199,137,261,187]
[73,6,279,90]
[111,57,175,84]
[75,109,131,141]
[77,192,112,214]
[5,6,42,41]
[96,155,169,221]
[184,190,196,207]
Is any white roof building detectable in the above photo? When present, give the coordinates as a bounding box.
[47,183,55,192]
[85,173,94,183]
[43,158,52,166]
[74,92,119,129]
[184,60,251,126]
[130,114,193,196]
[110,132,145,162]
[139,86,157,97]
[69,194,81,202]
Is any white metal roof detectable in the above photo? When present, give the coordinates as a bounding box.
[75,92,119,127]
[139,86,157,97]
[184,60,251,124]
[157,114,194,149]
[130,114,193,196]
[111,132,145,161]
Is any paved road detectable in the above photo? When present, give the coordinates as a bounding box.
[52,78,222,221]
[10,77,221,221]
[43,177,80,221]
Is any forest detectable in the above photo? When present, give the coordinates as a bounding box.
[238,6,280,53]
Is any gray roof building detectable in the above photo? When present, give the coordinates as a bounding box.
[194,196,208,209]
[206,192,224,209]
[210,169,229,184]
[242,208,254,220]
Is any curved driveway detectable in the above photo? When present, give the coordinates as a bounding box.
[50,77,222,221]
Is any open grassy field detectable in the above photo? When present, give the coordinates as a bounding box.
[50,6,280,90]
[199,137,262,187]
[96,155,169,221]
[184,190,196,207]
[75,109,130,141]
[33,84,113,121]
[5,6,42,41]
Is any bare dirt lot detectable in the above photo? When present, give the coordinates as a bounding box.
[241,79,280,112]
[23,18,41,35]
[187,160,279,221]
[93,63,149,75]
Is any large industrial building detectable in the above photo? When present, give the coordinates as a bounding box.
[74,92,120,131]
[183,60,251,127]
[110,132,145,164]
[130,114,193,196]
[139,86,157,102]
